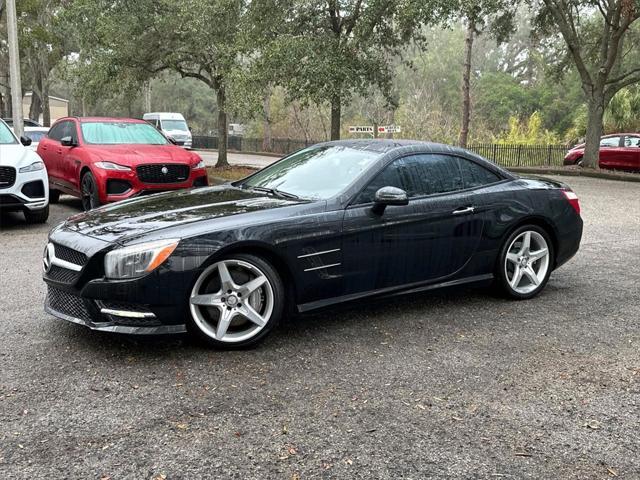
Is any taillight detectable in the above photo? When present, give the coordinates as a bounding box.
[562,189,581,215]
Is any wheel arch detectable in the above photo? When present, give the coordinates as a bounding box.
[198,241,298,305]
[503,216,559,268]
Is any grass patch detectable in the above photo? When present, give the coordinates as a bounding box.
[207,165,258,183]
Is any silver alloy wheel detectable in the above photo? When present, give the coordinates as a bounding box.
[189,259,274,343]
[504,230,550,295]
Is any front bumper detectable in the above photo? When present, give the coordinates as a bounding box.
[42,231,200,335]
[0,167,49,212]
[44,289,186,334]
[95,166,208,204]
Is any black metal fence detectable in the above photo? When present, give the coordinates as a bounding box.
[192,136,570,167]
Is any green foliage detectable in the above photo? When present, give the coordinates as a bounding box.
[496,112,559,144]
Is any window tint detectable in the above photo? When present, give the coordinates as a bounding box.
[48,122,67,141]
[624,136,640,147]
[458,158,501,188]
[600,136,621,147]
[357,154,464,203]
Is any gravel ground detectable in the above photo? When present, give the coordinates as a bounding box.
[0,176,638,479]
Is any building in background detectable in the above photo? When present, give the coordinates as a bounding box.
[22,93,69,124]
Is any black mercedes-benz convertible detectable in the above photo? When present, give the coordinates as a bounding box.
[43,140,583,348]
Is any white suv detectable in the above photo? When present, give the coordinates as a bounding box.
[0,119,49,223]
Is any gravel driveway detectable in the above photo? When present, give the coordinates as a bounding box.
[0,176,638,479]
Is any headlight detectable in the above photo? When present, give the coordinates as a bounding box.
[19,161,45,173]
[95,161,131,171]
[104,239,179,279]
[194,160,205,169]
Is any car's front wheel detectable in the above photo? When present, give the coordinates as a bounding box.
[81,171,101,211]
[24,205,49,224]
[49,189,60,204]
[497,226,554,299]
[187,254,285,348]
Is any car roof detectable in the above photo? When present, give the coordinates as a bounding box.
[77,117,146,123]
[315,138,477,157]
[24,126,49,132]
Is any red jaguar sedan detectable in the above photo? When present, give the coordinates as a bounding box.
[37,117,208,210]
[564,133,640,171]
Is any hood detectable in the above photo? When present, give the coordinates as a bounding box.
[0,144,40,168]
[62,185,308,244]
[88,144,197,167]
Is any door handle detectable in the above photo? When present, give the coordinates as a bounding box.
[452,206,475,215]
[57,149,63,154]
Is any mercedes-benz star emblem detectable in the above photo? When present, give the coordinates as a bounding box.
[43,243,53,273]
[161,166,169,175]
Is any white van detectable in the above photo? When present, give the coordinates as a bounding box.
[143,112,192,149]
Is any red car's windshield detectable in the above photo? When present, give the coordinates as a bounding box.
[81,121,168,145]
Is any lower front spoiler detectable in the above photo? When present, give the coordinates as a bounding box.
[45,302,187,335]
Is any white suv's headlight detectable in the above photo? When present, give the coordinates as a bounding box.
[95,161,131,171]
[19,161,45,173]
[194,160,205,169]
[104,239,179,279]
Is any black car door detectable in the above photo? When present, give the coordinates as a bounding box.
[341,154,484,296]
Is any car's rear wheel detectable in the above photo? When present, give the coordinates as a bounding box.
[81,172,101,211]
[187,254,284,348]
[497,225,554,299]
[49,189,60,204]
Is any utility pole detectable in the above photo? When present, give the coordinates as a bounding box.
[6,0,23,138]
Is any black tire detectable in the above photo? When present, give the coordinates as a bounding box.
[80,171,101,211]
[49,189,60,204]
[495,225,554,300]
[186,253,286,349]
[24,204,49,224]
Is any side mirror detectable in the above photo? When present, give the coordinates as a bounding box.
[372,186,409,214]
[20,135,32,147]
[60,136,76,147]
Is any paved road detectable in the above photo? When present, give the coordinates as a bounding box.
[1,177,639,479]
[195,150,279,169]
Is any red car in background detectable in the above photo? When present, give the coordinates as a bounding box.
[564,133,640,171]
[37,117,208,210]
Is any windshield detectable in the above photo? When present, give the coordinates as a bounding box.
[0,122,17,145]
[81,122,168,145]
[240,145,380,200]
[25,131,47,143]
[161,119,189,132]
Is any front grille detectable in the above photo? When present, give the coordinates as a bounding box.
[47,265,80,284]
[46,286,92,322]
[136,164,190,184]
[53,243,88,266]
[0,166,16,189]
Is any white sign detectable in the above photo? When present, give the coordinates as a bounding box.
[348,126,374,133]
[378,125,401,134]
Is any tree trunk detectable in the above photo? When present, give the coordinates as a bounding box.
[216,86,229,168]
[582,98,605,169]
[330,93,341,140]
[42,77,50,127]
[459,19,475,148]
[262,91,272,152]
[29,90,43,122]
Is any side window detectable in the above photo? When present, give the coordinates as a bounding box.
[458,158,501,188]
[600,136,621,147]
[64,121,78,142]
[624,136,640,147]
[356,154,463,204]
[47,122,66,141]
